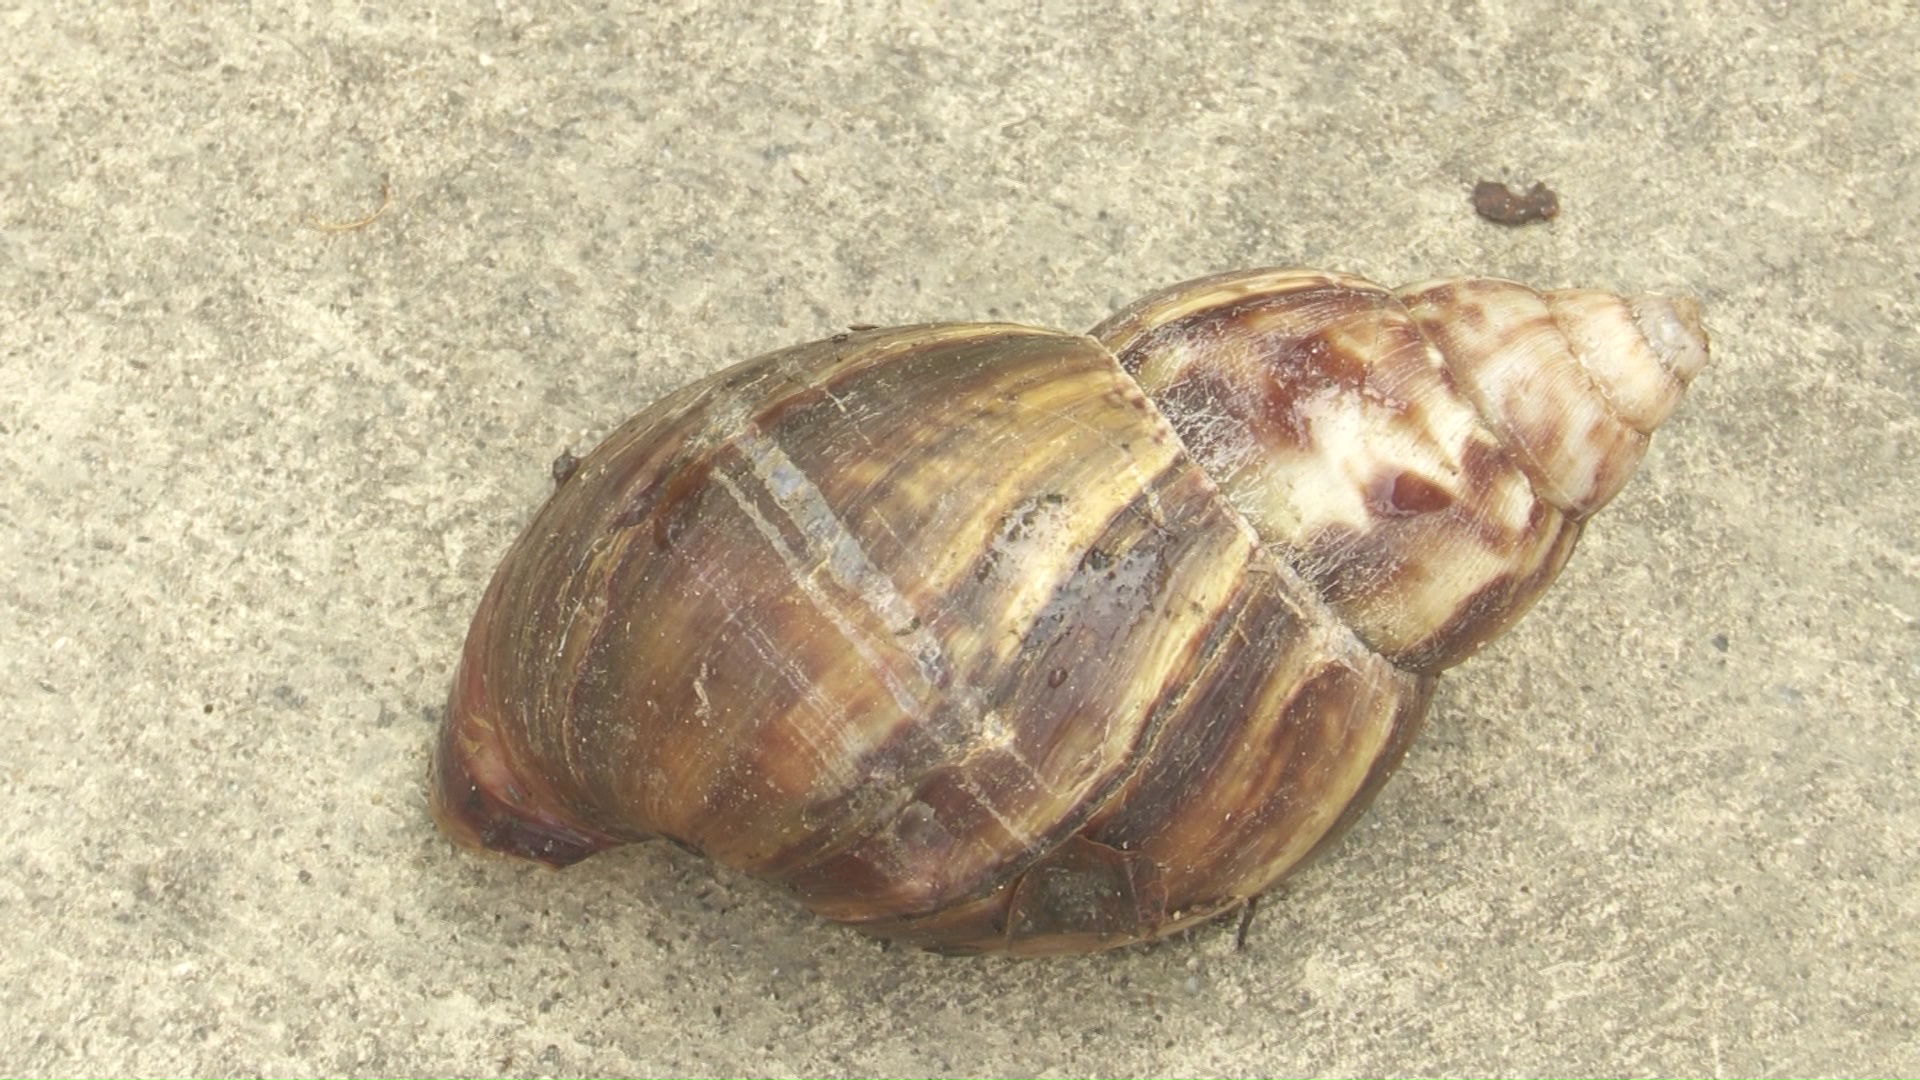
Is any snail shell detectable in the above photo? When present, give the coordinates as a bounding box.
[429,268,1710,956]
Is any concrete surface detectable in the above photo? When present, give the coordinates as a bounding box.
[2,1,1914,1075]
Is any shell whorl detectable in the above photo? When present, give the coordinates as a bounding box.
[1094,268,1710,672]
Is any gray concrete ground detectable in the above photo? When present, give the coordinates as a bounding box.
[2,1,1914,1075]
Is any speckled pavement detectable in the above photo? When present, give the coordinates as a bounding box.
[2,3,1914,1075]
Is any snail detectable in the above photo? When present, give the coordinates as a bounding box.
[429,267,1711,956]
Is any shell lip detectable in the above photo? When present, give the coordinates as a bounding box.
[429,719,623,869]
[428,662,625,869]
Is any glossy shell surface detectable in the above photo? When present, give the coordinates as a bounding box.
[430,268,1710,955]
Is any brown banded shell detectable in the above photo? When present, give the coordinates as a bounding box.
[429,267,1711,956]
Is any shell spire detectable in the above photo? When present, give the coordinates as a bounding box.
[1397,280,1710,519]
[1093,269,1710,672]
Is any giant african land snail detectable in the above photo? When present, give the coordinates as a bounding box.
[429,267,1710,956]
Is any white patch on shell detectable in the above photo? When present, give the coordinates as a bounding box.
[710,429,948,790]
[1214,379,1477,543]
